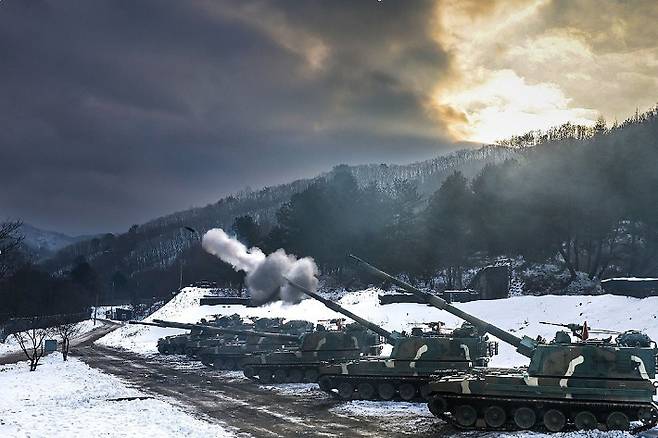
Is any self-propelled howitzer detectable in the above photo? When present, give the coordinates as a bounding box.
[129,314,247,355]
[286,279,497,401]
[237,293,380,384]
[350,255,658,432]
[195,319,315,370]
[129,319,308,369]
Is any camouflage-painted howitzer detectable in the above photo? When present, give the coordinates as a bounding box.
[286,279,497,401]
[129,314,246,355]
[193,319,315,370]
[240,283,381,384]
[350,255,658,432]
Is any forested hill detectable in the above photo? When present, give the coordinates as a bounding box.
[38,105,658,302]
[41,145,518,294]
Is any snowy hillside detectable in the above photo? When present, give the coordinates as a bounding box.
[100,287,658,368]
[20,223,92,260]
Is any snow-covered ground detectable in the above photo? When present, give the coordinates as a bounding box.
[101,286,658,368]
[0,353,235,438]
[94,286,658,437]
[0,319,107,357]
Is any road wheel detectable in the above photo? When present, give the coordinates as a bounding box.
[606,411,630,430]
[337,382,354,400]
[574,411,598,430]
[377,383,395,400]
[243,366,256,379]
[454,405,478,427]
[259,369,273,384]
[543,409,566,432]
[289,368,304,383]
[513,407,536,429]
[213,358,225,369]
[304,368,319,383]
[428,396,447,416]
[318,376,333,391]
[484,405,506,428]
[224,359,237,370]
[162,346,171,354]
[357,382,375,399]
[398,383,416,401]
[420,384,432,400]
[274,368,288,383]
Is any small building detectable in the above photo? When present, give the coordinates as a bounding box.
[601,277,658,298]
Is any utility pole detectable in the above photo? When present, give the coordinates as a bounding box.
[179,259,184,291]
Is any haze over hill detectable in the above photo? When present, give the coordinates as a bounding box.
[43,144,518,278]
[8,105,658,311]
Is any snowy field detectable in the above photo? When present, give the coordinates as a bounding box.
[94,287,658,437]
[1,319,107,357]
[0,353,235,438]
[100,286,658,368]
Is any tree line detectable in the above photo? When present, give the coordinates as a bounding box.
[2,106,658,313]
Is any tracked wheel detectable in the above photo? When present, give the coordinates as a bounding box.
[304,368,319,383]
[377,383,395,400]
[606,411,629,430]
[398,383,416,401]
[543,409,566,432]
[213,358,225,369]
[243,366,256,379]
[337,382,354,400]
[513,407,536,429]
[289,368,304,383]
[259,369,273,384]
[224,359,237,370]
[484,405,506,428]
[357,382,375,400]
[428,396,447,416]
[274,368,288,383]
[574,411,597,430]
[419,384,432,400]
[454,405,478,427]
[318,376,333,391]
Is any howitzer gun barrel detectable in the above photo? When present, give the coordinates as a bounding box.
[348,254,536,357]
[151,319,300,342]
[128,320,169,328]
[285,278,396,344]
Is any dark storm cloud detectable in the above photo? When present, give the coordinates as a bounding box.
[0,0,457,234]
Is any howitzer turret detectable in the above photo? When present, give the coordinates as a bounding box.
[148,319,302,342]
[349,254,537,357]
[348,255,658,432]
[285,278,498,401]
[285,278,397,344]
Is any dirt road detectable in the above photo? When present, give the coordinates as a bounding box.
[74,344,457,438]
[0,320,121,365]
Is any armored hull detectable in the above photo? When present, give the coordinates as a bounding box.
[317,333,494,401]
[241,327,378,383]
[428,369,658,432]
[283,277,496,397]
[427,340,658,432]
[199,337,299,370]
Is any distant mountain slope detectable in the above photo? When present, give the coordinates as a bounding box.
[43,145,519,277]
[19,223,94,261]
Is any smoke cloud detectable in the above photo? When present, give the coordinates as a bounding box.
[202,228,319,305]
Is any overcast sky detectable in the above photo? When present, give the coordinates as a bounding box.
[2,0,657,235]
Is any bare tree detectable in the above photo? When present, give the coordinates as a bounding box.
[0,220,24,281]
[56,322,83,361]
[13,326,54,371]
